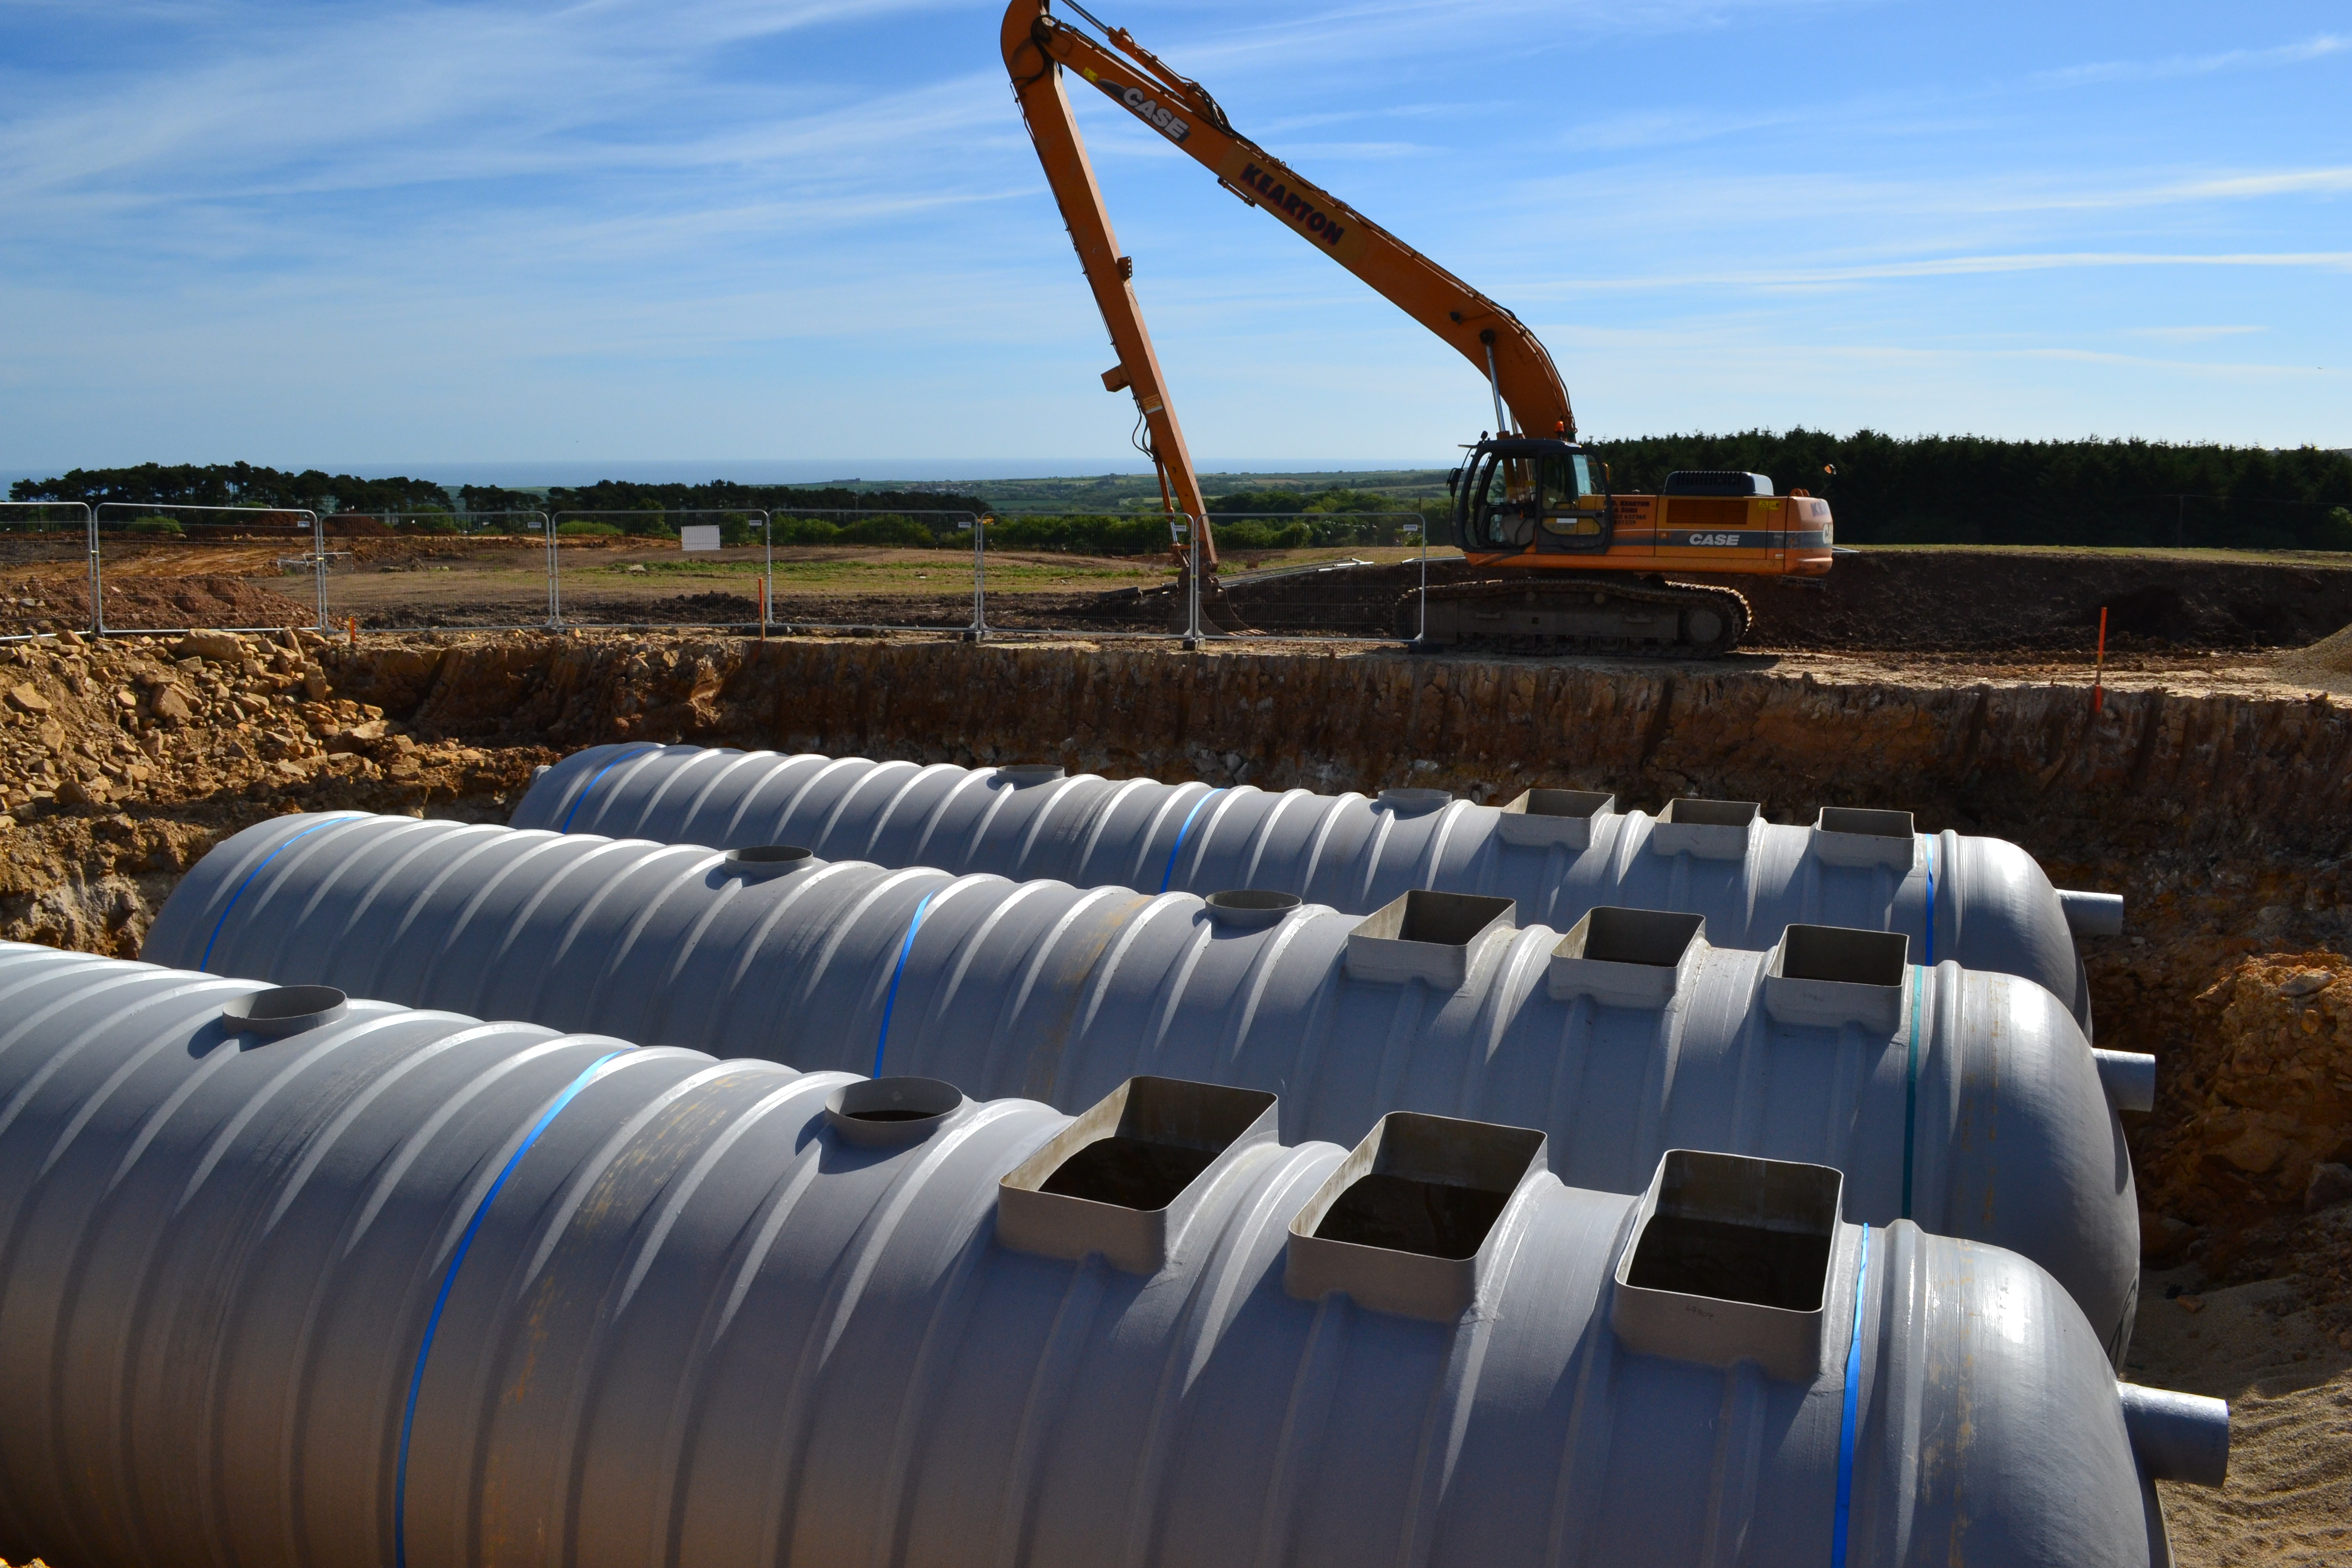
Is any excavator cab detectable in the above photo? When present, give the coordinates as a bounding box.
[1451,437,1613,555]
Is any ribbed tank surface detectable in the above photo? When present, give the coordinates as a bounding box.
[512,745,2106,1035]
[147,813,2143,1358]
[0,941,2206,1568]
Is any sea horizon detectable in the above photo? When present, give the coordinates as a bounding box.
[6,458,1457,490]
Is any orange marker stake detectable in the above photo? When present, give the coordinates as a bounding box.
[2091,605,2107,717]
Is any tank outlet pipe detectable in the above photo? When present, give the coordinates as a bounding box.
[2059,889,2128,937]
[0,940,2212,1568]
[2094,1049,2159,1114]
[510,746,2113,1039]
[148,814,2145,1361]
[2117,1384,2233,1487]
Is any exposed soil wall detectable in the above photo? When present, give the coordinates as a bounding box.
[328,633,2352,856]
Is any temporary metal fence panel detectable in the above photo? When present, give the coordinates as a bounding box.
[1202,510,1430,643]
[514,746,2107,1037]
[0,503,95,639]
[547,510,778,631]
[149,811,2147,1356]
[963,509,1192,642]
[90,502,325,634]
[963,510,1432,646]
[748,507,984,636]
[320,511,552,632]
[0,938,2211,1568]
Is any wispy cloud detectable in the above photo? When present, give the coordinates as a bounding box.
[2037,33,2347,87]
[1511,251,2352,297]
[1082,0,1870,79]
[2120,325,2268,343]
[0,0,978,206]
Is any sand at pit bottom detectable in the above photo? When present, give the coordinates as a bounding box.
[2133,1262,2352,1566]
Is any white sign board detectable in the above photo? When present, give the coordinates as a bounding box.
[679,524,721,552]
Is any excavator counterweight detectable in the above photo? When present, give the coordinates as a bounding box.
[1001,0,1833,655]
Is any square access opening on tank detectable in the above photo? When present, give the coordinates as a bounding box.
[997,1076,1279,1275]
[1345,890,1517,988]
[1650,798,1760,861]
[1611,1149,1844,1382]
[1285,1111,1547,1321]
[1496,787,1616,848]
[1763,924,1910,1031]
[1810,806,1918,870]
[1549,908,1706,1007]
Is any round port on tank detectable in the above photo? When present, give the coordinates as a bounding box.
[1206,889,1302,929]
[997,763,1067,787]
[826,1076,966,1146]
[1377,787,1451,814]
[723,844,815,879]
[220,985,350,1040]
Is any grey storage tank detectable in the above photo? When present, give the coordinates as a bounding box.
[146,813,2147,1357]
[0,940,2216,1568]
[512,745,2117,1035]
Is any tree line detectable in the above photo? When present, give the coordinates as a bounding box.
[1582,431,2352,551]
[9,462,453,516]
[13,439,2349,551]
[5,466,994,527]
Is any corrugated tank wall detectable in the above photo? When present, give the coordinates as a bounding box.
[510,745,2111,1037]
[144,813,2145,1358]
[0,941,2214,1568]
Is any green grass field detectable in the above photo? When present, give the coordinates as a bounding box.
[591,541,1455,593]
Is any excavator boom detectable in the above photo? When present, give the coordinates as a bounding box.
[1002,0,1574,449]
[1002,1,1213,561]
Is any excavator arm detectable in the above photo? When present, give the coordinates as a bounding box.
[1002,0,1579,565]
[1002,0,1215,564]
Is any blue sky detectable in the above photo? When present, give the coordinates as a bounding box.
[2,0,2346,474]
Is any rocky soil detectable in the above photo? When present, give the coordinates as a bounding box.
[0,628,544,955]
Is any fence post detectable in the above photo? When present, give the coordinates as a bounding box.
[971,513,988,642]
[1183,513,1203,650]
[546,513,561,630]
[311,511,328,632]
[83,504,101,635]
[1410,517,1428,644]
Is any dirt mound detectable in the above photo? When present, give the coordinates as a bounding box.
[583,589,761,623]
[102,574,315,630]
[1699,550,2352,651]
[3,574,315,636]
[1070,549,2352,652]
[2279,621,2352,693]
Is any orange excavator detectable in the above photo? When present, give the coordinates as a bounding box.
[1001,0,1835,656]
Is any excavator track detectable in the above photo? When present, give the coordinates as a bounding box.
[1399,575,1751,658]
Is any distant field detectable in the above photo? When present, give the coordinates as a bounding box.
[605,550,1155,593]
[583,541,1454,593]
[969,468,1452,513]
